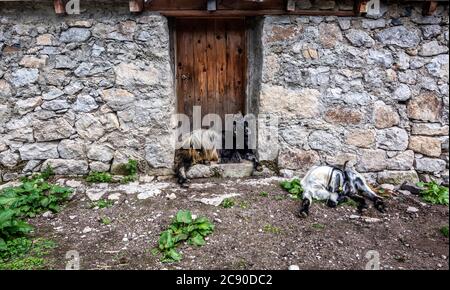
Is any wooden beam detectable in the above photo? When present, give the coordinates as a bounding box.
[157,9,356,17]
[286,0,296,12]
[422,1,438,16]
[54,0,66,15]
[129,0,144,13]
[207,0,217,11]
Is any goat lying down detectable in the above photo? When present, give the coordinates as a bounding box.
[298,162,386,217]
[174,129,220,187]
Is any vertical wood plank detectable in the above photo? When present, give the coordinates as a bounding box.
[129,0,144,13]
[206,19,217,121]
[237,18,246,115]
[54,0,66,14]
[176,19,195,118]
[225,19,246,116]
[225,21,235,117]
[193,20,208,119]
[215,19,227,120]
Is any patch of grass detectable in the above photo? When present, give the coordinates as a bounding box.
[99,217,112,225]
[280,178,303,200]
[0,238,56,270]
[233,258,248,270]
[88,159,138,184]
[211,168,222,178]
[125,159,138,176]
[312,223,325,230]
[339,198,358,208]
[0,256,46,270]
[274,194,285,201]
[394,256,406,263]
[91,199,114,209]
[120,175,137,184]
[239,201,250,209]
[417,181,449,206]
[440,226,449,238]
[221,198,235,209]
[86,172,113,183]
[259,191,269,197]
[263,224,281,234]
[0,166,72,247]
[152,210,215,263]
[119,159,139,184]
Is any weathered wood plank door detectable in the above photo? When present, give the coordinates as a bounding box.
[176,18,246,122]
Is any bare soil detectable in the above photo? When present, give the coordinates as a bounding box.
[30,176,449,270]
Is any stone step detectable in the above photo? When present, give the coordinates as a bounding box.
[186,161,254,179]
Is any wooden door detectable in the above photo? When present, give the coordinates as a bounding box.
[176,18,246,122]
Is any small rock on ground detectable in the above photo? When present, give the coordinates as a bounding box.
[407,206,419,213]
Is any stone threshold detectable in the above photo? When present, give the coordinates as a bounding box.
[186,160,255,179]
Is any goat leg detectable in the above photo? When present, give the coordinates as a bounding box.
[298,198,310,218]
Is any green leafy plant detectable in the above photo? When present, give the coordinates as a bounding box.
[153,210,214,263]
[280,178,304,200]
[86,172,113,183]
[440,226,449,238]
[0,237,32,262]
[221,198,235,209]
[0,177,71,217]
[417,180,449,206]
[91,199,114,209]
[0,210,33,248]
[0,168,72,246]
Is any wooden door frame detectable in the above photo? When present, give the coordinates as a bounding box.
[170,17,249,121]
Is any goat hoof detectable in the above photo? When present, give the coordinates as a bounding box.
[337,196,348,204]
[297,210,309,218]
[357,205,368,214]
[374,199,386,213]
[327,200,337,208]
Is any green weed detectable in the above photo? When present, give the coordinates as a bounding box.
[280,178,303,200]
[417,181,449,205]
[152,210,214,263]
[221,198,235,209]
[86,172,113,183]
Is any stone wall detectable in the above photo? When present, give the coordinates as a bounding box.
[1,1,449,185]
[0,3,175,181]
[259,2,449,185]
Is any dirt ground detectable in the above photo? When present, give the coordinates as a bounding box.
[27,176,449,270]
